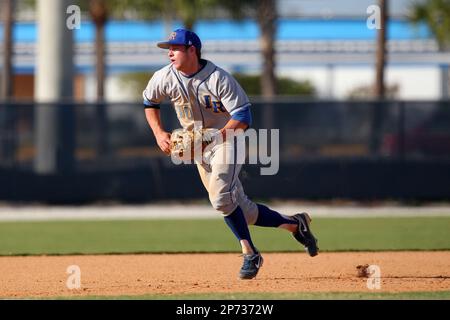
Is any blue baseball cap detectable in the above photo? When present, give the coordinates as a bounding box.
[157,28,202,50]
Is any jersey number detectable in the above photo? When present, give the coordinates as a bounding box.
[175,103,193,120]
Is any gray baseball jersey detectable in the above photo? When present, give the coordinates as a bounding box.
[143,60,251,130]
[143,60,258,221]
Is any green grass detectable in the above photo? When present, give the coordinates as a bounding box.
[0,217,449,255]
[41,291,450,300]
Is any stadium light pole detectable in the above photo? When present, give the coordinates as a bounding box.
[34,0,75,174]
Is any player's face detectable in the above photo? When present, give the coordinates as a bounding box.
[168,45,195,71]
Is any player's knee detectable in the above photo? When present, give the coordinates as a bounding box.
[209,192,237,215]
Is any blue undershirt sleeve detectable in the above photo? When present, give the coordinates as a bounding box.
[143,98,161,109]
[230,105,252,126]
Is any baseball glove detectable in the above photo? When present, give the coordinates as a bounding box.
[170,128,220,161]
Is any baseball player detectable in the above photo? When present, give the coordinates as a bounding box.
[143,28,318,280]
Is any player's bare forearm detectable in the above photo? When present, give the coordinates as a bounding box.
[145,108,171,154]
[220,119,249,140]
[145,108,166,136]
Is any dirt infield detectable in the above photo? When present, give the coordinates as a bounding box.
[1,252,449,298]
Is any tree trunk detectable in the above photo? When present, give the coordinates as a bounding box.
[95,22,105,100]
[375,0,387,99]
[162,7,174,38]
[257,0,277,130]
[95,21,109,155]
[257,0,277,98]
[184,20,194,31]
[1,0,13,99]
[1,0,15,167]
[90,0,107,101]
[90,0,109,156]
[371,0,388,156]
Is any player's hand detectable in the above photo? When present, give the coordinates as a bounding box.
[155,131,171,155]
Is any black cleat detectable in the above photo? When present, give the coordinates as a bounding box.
[239,253,264,279]
[292,213,319,257]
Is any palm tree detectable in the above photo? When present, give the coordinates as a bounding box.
[231,0,278,129]
[218,0,278,98]
[411,0,450,50]
[256,0,277,99]
[88,0,109,155]
[167,0,215,31]
[113,0,278,98]
[375,0,388,99]
[89,0,108,101]
[1,0,13,100]
[256,0,277,129]
[1,0,15,166]
[410,0,450,97]
[169,0,279,122]
[167,0,278,125]
[115,0,225,35]
[77,0,161,155]
[370,0,388,155]
[91,0,161,154]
